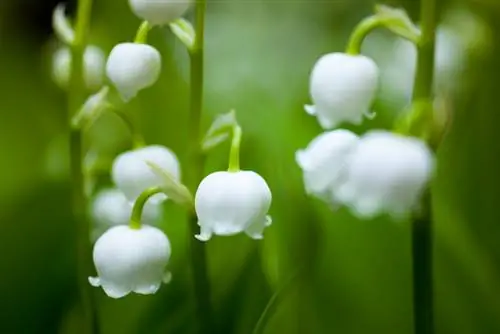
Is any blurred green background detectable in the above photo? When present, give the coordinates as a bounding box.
[1,0,500,333]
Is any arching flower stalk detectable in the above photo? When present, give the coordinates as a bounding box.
[196,113,272,241]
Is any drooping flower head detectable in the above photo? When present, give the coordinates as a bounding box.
[89,225,171,298]
[335,131,434,219]
[52,45,105,91]
[306,52,379,129]
[91,188,161,227]
[112,145,180,202]
[129,0,191,26]
[194,171,272,241]
[106,43,161,101]
[296,129,359,204]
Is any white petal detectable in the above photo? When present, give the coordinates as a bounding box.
[134,283,161,295]
[244,215,272,240]
[91,225,171,298]
[195,224,212,242]
[112,145,180,202]
[296,130,359,204]
[129,0,191,25]
[308,53,379,129]
[52,45,105,91]
[88,276,101,287]
[100,281,132,299]
[106,43,161,101]
[304,104,316,115]
[336,131,434,218]
[195,171,272,239]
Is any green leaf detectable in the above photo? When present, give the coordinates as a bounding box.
[145,161,193,207]
[201,110,238,151]
[71,86,110,129]
[375,4,421,44]
[52,3,75,45]
[169,18,195,51]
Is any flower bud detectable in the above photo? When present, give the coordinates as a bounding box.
[306,53,379,129]
[296,130,359,204]
[91,188,162,227]
[89,225,171,298]
[112,145,180,202]
[129,0,191,26]
[52,45,105,91]
[106,43,161,101]
[335,131,434,219]
[194,171,272,241]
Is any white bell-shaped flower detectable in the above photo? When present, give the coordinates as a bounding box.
[194,171,272,241]
[306,52,379,129]
[52,45,105,91]
[112,145,180,203]
[89,225,171,298]
[295,129,359,204]
[106,43,161,101]
[335,131,434,219]
[91,188,162,227]
[129,0,191,26]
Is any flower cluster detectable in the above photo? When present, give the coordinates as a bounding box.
[88,144,180,298]
[49,0,273,299]
[298,15,435,219]
[297,130,434,219]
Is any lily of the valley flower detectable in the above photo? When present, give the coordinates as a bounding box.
[89,225,171,298]
[91,188,161,227]
[295,129,359,204]
[52,45,105,91]
[106,43,161,101]
[194,171,272,241]
[335,131,434,219]
[112,145,180,202]
[129,0,191,26]
[306,53,379,129]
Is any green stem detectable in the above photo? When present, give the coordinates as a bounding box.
[186,0,214,332]
[129,187,164,229]
[134,21,152,44]
[228,125,242,172]
[346,14,420,55]
[410,0,437,333]
[412,191,434,334]
[109,108,145,148]
[251,270,300,334]
[346,15,388,54]
[68,0,98,333]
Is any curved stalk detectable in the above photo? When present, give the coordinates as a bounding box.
[129,187,164,229]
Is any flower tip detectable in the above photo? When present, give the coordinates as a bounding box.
[264,215,272,227]
[295,150,307,168]
[304,104,316,115]
[88,276,101,287]
[195,228,212,242]
[162,271,173,284]
[134,283,161,295]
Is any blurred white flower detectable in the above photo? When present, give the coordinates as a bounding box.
[89,225,171,298]
[194,171,272,241]
[129,0,191,26]
[52,45,105,91]
[335,131,434,219]
[306,52,379,129]
[112,145,180,202]
[295,129,359,204]
[91,188,162,227]
[106,43,161,101]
